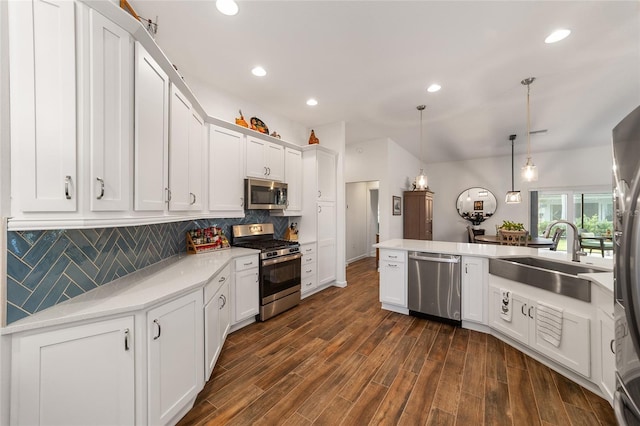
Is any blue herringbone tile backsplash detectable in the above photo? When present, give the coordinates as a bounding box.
[6,211,288,324]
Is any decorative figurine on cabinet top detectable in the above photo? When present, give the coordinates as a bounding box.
[235,110,248,128]
[308,129,320,145]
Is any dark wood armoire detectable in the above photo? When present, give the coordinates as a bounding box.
[403,190,434,240]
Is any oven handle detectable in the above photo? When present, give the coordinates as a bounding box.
[262,252,303,266]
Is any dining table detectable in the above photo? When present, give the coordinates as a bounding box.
[474,234,555,248]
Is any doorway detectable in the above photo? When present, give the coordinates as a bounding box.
[346,181,379,265]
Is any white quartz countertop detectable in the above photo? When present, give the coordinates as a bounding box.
[2,247,259,335]
[375,239,614,293]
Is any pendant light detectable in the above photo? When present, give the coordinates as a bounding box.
[414,105,428,190]
[506,134,522,203]
[521,77,538,182]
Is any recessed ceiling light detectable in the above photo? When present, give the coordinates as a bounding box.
[545,29,571,44]
[427,84,441,93]
[251,66,266,77]
[306,98,318,106]
[216,0,238,16]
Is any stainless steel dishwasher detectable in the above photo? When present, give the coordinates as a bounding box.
[408,252,461,325]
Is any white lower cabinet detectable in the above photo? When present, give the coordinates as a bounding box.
[233,255,260,324]
[10,316,135,426]
[301,242,318,295]
[204,265,231,380]
[379,249,407,309]
[489,285,591,377]
[598,308,616,400]
[461,256,488,324]
[147,290,204,426]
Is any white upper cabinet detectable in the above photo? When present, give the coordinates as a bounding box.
[316,149,336,202]
[9,0,77,213]
[134,42,169,211]
[209,125,245,217]
[245,137,284,182]
[88,8,133,212]
[283,148,302,213]
[168,84,192,211]
[188,110,205,211]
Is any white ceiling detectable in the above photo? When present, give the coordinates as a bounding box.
[130,0,640,163]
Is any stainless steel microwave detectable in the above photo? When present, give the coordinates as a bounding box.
[245,179,288,210]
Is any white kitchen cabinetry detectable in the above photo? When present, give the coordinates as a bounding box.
[461,257,488,324]
[147,290,204,426]
[209,125,245,217]
[283,148,302,213]
[134,41,169,211]
[246,137,284,182]
[299,147,338,290]
[317,202,337,285]
[87,8,133,212]
[489,285,591,377]
[233,255,260,324]
[301,242,318,296]
[379,250,407,311]
[168,85,205,212]
[9,0,77,213]
[597,308,615,400]
[204,265,231,380]
[10,316,135,425]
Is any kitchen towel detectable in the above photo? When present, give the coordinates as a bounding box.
[536,301,564,348]
[500,288,512,322]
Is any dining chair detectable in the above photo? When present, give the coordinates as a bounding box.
[467,226,476,243]
[578,230,613,257]
[549,227,564,251]
[498,230,529,246]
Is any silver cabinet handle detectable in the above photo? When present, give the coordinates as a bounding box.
[318,205,322,213]
[219,276,226,283]
[219,294,226,309]
[611,339,616,354]
[255,272,259,283]
[165,188,172,203]
[318,190,321,198]
[124,328,130,351]
[521,304,527,316]
[388,255,397,259]
[264,166,268,175]
[528,306,534,319]
[240,197,244,207]
[96,177,104,200]
[65,176,72,199]
[306,269,313,273]
[153,319,161,340]
[267,167,271,175]
[244,262,254,267]
[190,192,196,205]
[387,263,397,267]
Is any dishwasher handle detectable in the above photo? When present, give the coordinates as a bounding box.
[409,254,460,264]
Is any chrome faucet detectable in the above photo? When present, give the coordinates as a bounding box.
[543,220,586,262]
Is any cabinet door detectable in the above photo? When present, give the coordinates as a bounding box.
[316,150,336,201]
[317,202,336,285]
[134,42,169,211]
[461,257,487,324]
[9,0,77,212]
[88,9,133,211]
[209,125,245,215]
[380,260,406,307]
[234,267,259,323]
[204,290,221,380]
[11,317,134,426]
[599,309,615,400]
[219,280,231,342]
[168,84,192,211]
[284,148,302,212]
[148,291,204,426]
[188,110,205,211]
[489,286,529,345]
[245,137,267,179]
[265,142,284,181]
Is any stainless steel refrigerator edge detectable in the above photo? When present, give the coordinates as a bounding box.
[613,104,640,425]
[408,252,461,324]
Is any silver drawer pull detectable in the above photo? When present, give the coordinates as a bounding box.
[96,177,104,200]
[64,175,72,199]
[244,262,253,266]
[153,319,161,340]
[306,269,312,273]
[124,328,130,351]
[190,192,196,205]
[387,263,397,267]
[219,276,226,283]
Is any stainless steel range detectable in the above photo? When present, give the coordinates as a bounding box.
[232,223,302,321]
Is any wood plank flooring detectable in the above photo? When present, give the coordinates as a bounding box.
[178,257,617,425]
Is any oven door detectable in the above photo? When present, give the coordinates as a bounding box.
[261,253,302,304]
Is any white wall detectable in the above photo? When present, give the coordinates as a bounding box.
[345,181,379,263]
[182,73,309,146]
[427,145,613,242]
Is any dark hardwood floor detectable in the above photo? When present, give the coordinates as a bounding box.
[178,257,617,425]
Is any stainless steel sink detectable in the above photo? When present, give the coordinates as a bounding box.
[488,257,610,302]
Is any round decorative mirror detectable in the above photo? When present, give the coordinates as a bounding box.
[456,187,498,225]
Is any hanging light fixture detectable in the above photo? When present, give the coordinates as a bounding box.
[414,105,428,190]
[506,134,522,204]
[521,77,538,182]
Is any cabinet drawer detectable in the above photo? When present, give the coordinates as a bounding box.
[301,244,316,256]
[302,276,317,293]
[381,250,406,263]
[204,264,231,304]
[235,255,259,271]
[303,254,316,265]
[302,265,316,279]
